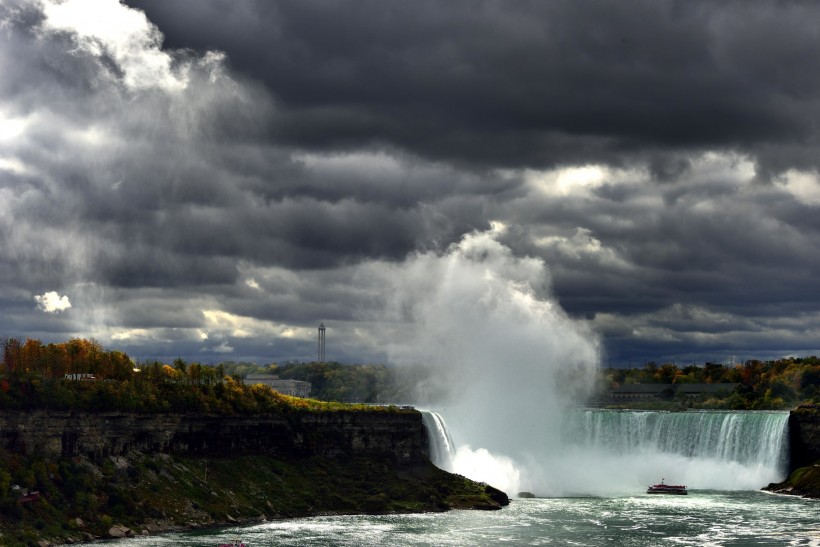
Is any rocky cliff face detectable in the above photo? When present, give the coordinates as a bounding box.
[0,410,510,545]
[789,406,820,469]
[0,409,428,466]
[765,406,820,499]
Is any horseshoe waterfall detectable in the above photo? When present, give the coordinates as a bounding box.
[422,409,790,496]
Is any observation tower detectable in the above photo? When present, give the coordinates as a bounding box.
[317,323,326,363]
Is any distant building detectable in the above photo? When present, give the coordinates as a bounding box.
[63,373,96,381]
[245,375,311,398]
[609,383,740,401]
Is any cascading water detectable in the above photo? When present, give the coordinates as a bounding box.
[422,408,791,496]
[543,409,791,495]
[420,410,456,471]
[561,409,790,471]
[420,409,521,492]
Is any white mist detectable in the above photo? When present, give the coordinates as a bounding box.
[382,228,790,497]
[382,226,600,495]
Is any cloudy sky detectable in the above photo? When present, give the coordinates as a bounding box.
[2,0,820,368]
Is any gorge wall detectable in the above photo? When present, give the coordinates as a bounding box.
[0,409,429,466]
[5,407,818,472]
[789,406,820,469]
[0,409,513,545]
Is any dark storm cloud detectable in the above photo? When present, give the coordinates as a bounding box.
[490,159,820,363]
[4,0,820,368]
[2,0,482,365]
[128,0,820,173]
[1,2,472,286]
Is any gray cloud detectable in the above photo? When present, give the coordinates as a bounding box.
[129,0,820,174]
[2,0,820,367]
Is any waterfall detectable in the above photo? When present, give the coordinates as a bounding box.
[554,409,790,492]
[422,408,791,495]
[562,410,789,468]
[420,410,456,471]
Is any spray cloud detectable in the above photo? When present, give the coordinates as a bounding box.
[381,226,601,493]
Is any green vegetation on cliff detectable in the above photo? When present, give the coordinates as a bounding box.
[0,449,507,546]
[0,337,408,415]
[6,336,819,411]
[220,360,427,403]
[765,462,820,499]
[0,337,509,546]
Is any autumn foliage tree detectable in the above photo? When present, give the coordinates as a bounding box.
[0,337,133,381]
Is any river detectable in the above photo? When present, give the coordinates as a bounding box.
[79,489,819,546]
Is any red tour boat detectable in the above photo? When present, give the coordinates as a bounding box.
[646,478,688,495]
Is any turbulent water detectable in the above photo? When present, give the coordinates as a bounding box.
[79,492,819,546]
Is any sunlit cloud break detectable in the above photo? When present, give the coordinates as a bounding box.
[34,291,72,314]
[39,0,189,92]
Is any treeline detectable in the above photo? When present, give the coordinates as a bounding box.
[0,338,399,414]
[1,338,132,381]
[213,360,422,403]
[4,336,820,411]
[232,358,820,409]
[276,362,404,402]
[231,357,820,410]
[602,357,820,409]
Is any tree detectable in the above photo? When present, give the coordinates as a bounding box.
[173,358,187,375]
[2,338,22,376]
[658,363,678,383]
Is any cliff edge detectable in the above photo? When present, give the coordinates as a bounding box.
[0,408,508,546]
[0,409,429,466]
[764,405,820,499]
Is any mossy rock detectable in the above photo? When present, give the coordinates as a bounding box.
[764,462,820,498]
